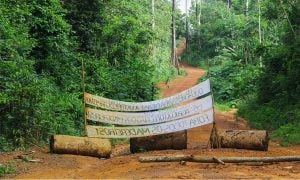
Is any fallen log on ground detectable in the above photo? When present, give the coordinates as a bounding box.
[130,130,187,153]
[50,135,111,158]
[139,155,300,163]
[212,129,269,151]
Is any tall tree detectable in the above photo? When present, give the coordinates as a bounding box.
[185,0,189,62]
[196,0,202,51]
[171,0,177,68]
[258,0,262,67]
[152,0,155,29]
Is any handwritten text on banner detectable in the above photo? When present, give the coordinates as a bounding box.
[85,79,210,111]
[86,109,213,138]
[86,95,212,125]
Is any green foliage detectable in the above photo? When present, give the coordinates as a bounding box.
[201,58,260,103]
[272,122,300,146]
[0,161,15,177]
[178,68,188,76]
[239,95,300,144]
[188,0,299,145]
[0,0,174,150]
[0,137,13,152]
[214,102,232,112]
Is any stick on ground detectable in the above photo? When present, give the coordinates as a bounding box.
[139,155,300,163]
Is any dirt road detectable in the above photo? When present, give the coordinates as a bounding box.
[1,63,300,179]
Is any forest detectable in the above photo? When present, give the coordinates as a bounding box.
[184,0,299,145]
[0,0,299,153]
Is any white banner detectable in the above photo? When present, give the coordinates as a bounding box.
[86,95,213,125]
[86,109,213,138]
[85,79,211,111]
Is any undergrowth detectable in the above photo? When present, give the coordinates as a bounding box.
[214,102,232,112]
[238,95,300,145]
[0,161,15,177]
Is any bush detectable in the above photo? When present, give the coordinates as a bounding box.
[272,122,300,146]
[200,57,260,104]
[0,161,15,177]
[238,95,300,145]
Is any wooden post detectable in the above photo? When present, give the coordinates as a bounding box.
[206,59,220,149]
[81,58,87,136]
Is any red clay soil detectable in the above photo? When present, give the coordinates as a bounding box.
[1,63,300,179]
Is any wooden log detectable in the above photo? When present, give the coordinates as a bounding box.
[212,129,269,151]
[139,155,192,162]
[191,156,300,163]
[130,130,187,153]
[50,135,111,158]
[139,155,300,163]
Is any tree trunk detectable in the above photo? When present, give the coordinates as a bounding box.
[227,0,232,9]
[50,135,112,158]
[258,0,263,67]
[197,0,202,50]
[171,0,177,67]
[212,129,269,151]
[245,0,249,16]
[151,0,155,29]
[244,0,249,64]
[130,130,187,153]
[185,0,189,63]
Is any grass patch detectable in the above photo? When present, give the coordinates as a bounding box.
[271,122,300,146]
[0,161,15,177]
[214,102,232,112]
[111,138,129,146]
[178,68,188,76]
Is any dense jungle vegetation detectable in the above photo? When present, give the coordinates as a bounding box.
[0,0,299,151]
[0,0,181,150]
[185,0,299,145]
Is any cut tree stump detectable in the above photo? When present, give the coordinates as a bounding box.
[50,135,111,158]
[139,155,300,163]
[212,129,269,151]
[130,130,187,153]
